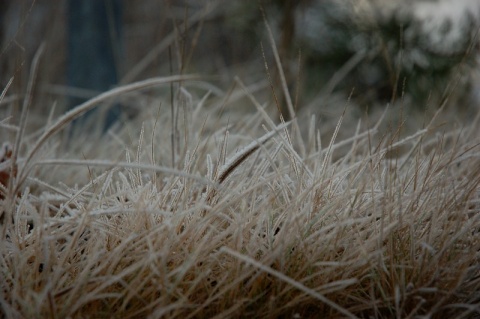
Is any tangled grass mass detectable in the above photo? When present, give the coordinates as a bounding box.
[1,71,479,319]
[2,4,480,318]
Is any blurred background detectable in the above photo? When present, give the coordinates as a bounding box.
[1,0,480,131]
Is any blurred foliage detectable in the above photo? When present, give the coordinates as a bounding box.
[299,1,479,108]
[229,0,479,109]
[1,0,478,114]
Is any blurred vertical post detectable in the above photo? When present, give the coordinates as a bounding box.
[67,0,123,131]
[277,0,299,120]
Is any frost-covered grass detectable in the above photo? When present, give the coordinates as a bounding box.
[1,1,480,317]
[1,52,480,318]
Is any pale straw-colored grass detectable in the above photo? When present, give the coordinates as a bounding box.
[1,66,479,318]
[1,21,480,319]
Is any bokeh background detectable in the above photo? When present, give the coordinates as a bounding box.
[1,0,480,131]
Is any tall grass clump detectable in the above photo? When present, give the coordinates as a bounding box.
[1,2,480,319]
[1,59,480,318]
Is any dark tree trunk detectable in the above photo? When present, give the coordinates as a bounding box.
[67,0,123,130]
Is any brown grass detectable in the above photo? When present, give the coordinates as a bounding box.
[1,2,480,318]
[1,63,480,318]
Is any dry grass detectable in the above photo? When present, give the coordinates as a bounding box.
[1,3,480,318]
[1,63,480,318]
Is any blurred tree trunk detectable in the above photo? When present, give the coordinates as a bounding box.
[67,0,123,130]
[277,0,302,120]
